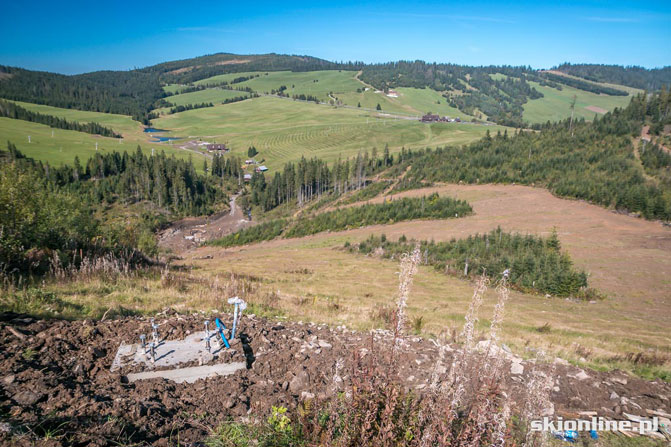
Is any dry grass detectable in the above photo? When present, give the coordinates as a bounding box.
[294,252,525,446]
[182,182,671,378]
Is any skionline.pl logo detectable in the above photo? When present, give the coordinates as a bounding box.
[530,416,659,435]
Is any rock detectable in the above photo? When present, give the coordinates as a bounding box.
[620,396,642,409]
[2,375,15,385]
[317,340,332,349]
[554,357,569,366]
[646,409,671,419]
[289,371,310,394]
[510,362,524,375]
[573,370,590,381]
[610,391,620,400]
[0,422,11,433]
[12,390,44,406]
[612,377,628,385]
[578,411,598,417]
[300,391,315,400]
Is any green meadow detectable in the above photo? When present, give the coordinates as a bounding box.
[153,96,502,167]
[0,117,204,166]
[196,70,363,102]
[9,100,143,137]
[165,88,251,107]
[1,70,637,170]
[523,82,633,124]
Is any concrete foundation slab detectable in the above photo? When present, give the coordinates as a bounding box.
[111,330,225,372]
[126,362,246,383]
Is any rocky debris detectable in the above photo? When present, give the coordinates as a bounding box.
[612,376,628,385]
[12,390,44,406]
[573,370,591,381]
[510,362,524,375]
[0,314,669,446]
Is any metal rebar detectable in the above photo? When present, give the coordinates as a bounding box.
[151,318,159,344]
[204,320,211,352]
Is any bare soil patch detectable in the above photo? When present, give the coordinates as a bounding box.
[159,195,252,253]
[214,59,251,66]
[1,313,669,445]
[585,105,608,114]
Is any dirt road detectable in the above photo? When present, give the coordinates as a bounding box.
[158,194,252,253]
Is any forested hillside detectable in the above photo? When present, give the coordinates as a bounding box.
[0,66,166,123]
[357,61,637,126]
[2,53,660,129]
[386,91,671,220]
[149,52,362,84]
[555,63,671,91]
[0,143,236,275]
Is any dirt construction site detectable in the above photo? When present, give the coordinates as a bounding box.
[1,309,670,446]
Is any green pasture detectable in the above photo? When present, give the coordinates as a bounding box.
[195,70,362,102]
[166,88,251,106]
[152,96,503,168]
[0,117,204,166]
[9,100,143,137]
[523,81,633,124]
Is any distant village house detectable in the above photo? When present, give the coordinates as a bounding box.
[206,143,229,152]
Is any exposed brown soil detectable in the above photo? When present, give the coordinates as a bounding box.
[158,195,252,253]
[1,313,669,445]
[585,105,608,114]
[214,59,251,66]
[641,125,671,153]
[308,184,671,321]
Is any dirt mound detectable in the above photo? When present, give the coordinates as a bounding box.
[0,314,669,445]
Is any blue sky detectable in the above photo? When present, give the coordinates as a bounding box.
[1,0,669,74]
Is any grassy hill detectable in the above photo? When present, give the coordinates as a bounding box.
[165,88,251,107]
[523,81,633,124]
[0,117,202,166]
[152,95,502,167]
[8,100,144,137]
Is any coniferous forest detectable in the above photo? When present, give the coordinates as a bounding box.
[210,194,471,247]
[386,91,671,220]
[0,143,238,275]
[347,228,593,297]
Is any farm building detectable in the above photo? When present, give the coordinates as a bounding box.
[386,90,399,98]
[420,113,454,123]
[206,143,229,151]
[255,165,268,172]
[243,174,252,182]
[245,159,257,164]
[421,113,441,122]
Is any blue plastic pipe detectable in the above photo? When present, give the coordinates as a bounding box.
[215,318,231,349]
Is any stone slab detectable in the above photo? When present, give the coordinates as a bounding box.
[126,362,246,384]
